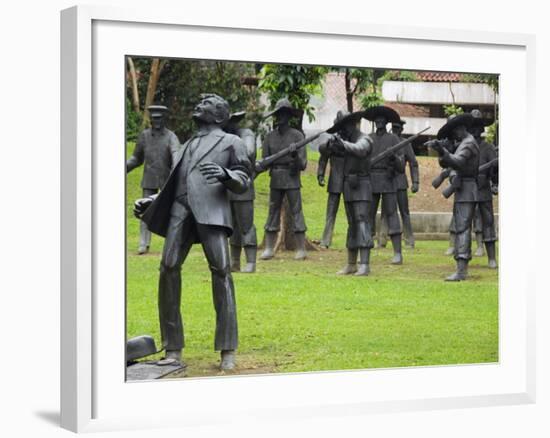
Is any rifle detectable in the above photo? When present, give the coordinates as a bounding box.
[441,158,499,199]
[370,127,430,167]
[255,131,324,173]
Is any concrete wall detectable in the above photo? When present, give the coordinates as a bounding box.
[382,81,496,105]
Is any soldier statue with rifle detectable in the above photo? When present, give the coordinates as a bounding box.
[325,110,374,275]
[468,109,498,268]
[224,111,258,273]
[258,98,309,261]
[317,131,345,249]
[363,105,408,265]
[426,113,480,281]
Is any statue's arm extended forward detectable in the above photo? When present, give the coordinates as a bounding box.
[126,132,145,172]
[335,134,372,158]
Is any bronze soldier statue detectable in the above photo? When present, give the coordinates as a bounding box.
[224,111,258,273]
[428,113,480,281]
[260,98,308,260]
[325,110,374,275]
[469,109,498,268]
[317,132,345,249]
[364,106,405,264]
[127,105,180,254]
[133,94,252,370]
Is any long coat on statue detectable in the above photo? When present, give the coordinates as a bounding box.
[141,128,251,238]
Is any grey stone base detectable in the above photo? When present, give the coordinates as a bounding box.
[126,361,185,381]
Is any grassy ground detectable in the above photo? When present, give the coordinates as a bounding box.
[126,143,498,378]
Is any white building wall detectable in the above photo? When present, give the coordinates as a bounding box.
[382,81,496,105]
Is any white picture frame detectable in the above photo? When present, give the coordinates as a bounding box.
[60,4,536,433]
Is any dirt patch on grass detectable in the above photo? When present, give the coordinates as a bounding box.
[163,356,278,379]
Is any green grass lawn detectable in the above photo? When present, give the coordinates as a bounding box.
[126,142,498,377]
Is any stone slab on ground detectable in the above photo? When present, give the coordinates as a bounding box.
[126,361,184,381]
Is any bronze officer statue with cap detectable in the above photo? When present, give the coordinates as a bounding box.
[363,106,405,264]
[325,110,374,275]
[127,105,180,254]
[260,98,308,261]
[469,109,498,268]
[133,93,252,370]
[428,113,480,281]
[317,128,346,248]
[224,111,258,273]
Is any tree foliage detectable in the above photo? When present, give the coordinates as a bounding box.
[443,104,464,117]
[258,64,327,127]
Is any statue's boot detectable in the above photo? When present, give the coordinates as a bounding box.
[445,259,468,281]
[337,249,357,274]
[157,349,185,367]
[355,248,371,276]
[230,245,241,272]
[390,234,403,265]
[260,231,277,260]
[294,232,307,260]
[377,236,387,249]
[241,246,257,273]
[138,220,151,254]
[485,241,498,269]
[474,232,485,257]
[220,350,236,371]
[445,232,456,256]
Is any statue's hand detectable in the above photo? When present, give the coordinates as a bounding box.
[199,162,229,183]
[288,143,298,158]
[411,182,419,193]
[491,184,499,195]
[317,175,325,187]
[134,196,154,218]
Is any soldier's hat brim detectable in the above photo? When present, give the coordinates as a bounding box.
[471,116,494,127]
[392,119,406,127]
[327,110,364,134]
[264,98,302,119]
[362,105,401,124]
[148,105,168,117]
[229,111,246,123]
[437,113,474,139]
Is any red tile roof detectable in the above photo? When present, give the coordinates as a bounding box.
[416,71,464,82]
[385,102,430,117]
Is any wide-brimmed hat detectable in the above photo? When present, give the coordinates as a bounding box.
[264,98,302,119]
[327,109,364,134]
[228,111,246,124]
[437,113,474,139]
[470,109,494,127]
[148,105,168,117]
[362,105,401,124]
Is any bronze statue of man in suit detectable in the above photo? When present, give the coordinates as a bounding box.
[127,105,180,254]
[134,94,251,370]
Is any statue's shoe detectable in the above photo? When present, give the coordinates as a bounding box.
[241,263,256,273]
[488,259,498,269]
[138,245,149,255]
[475,247,485,257]
[445,247,455,256]
[445,272,467,281]
[260,250,274,260]
[354,264,370,276]
[336,264,357,275]
[220,350,236,371]
[294,250,307,260]
[391,253,403,265]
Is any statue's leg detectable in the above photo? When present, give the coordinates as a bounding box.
[398,189,414,248]
[353,200,373,276]
[370,192,381,238]
[229,201,242,272]
[138,188,157,254]
[261,189,283,260]
[446,214,457,256]
[479,200,497,268]
[320,192,340,248]
[238,200,257,273]
[338,200,358,274]
[158,206,194,363]
[382,192,403,264]
[446,201,475,281]
[197,224,238,364]
[474,204,484,256]
[286,189,307,260]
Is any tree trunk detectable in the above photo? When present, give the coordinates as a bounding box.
[126,57,141,114]
[142,58,166,128]
[345,68,354,112]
